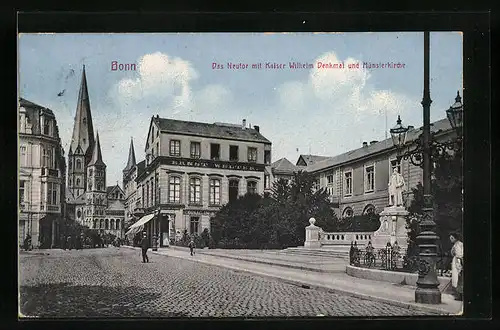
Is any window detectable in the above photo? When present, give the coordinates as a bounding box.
[156,142,159,157]
[327,174,334,185]
[344,171,352,196]
[190,217,200,235]
[190,142,201,159]
[168,176,181,203]
[116,220,120,230]
[248,147,257,163]
[89,169,93,177]
[209,179,221,205]
[48,182,57,205]
[390,159,402,174]
[210,143,220,160]
[365,165,375,192]
[111,219,115,230]
[69,159,72,170]
[76,178,81,187]
[43,119,50,135]
[97,183,102,191]
[189,177,202,204]
[155,174,159,204]
[93,219,97,229]
[229,145,239,161]
[152,147,155,159]
[100,219,104,229]
[42,147,49,167]
[169,140,181,156]
[247,181,257,194]
[264,150,271,164]
[229,180,239,202]
[264,174,270,189]
[77,210,82,218]
[146,182,150,207]
[20,146,27,166]
[343,207,354,218]
[76,159,82,170]
[19,180,25,204]
[313,179,320,191]
[363,204,376,215]
[105,219,109,230]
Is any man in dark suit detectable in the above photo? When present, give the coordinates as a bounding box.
[141,232,149,263]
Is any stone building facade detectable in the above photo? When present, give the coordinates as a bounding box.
[125,117,272,247]
[18,98,66,248]
[304,117,458,219]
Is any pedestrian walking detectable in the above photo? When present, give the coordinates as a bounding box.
[188,238,196,256]
[23,234,32,251]
[141,232,149,263]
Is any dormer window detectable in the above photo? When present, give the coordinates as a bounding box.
[43,119,50,135]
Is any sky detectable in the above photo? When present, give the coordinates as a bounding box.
[18,32,463,187]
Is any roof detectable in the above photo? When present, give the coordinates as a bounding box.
[107,184,125,197]
[271,157,299,175]
[136,160,146,179]
[123,138,136,173]
[305,117,452,173]
[19,98,55,117]
[296,154,331,166]
[88,132,105,166]
[153,117,272,144]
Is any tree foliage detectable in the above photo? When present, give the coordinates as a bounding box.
[210,171,340,249]
[405,150,463,256]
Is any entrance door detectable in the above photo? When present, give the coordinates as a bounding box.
[39,217,52,249]
[160,215,169,247]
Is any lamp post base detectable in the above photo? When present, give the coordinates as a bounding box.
[415,287,442,304]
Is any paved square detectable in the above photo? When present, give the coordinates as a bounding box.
[19,248,437,317]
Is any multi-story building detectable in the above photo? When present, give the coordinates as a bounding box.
[304,111,460,219]
[264,157,300,193]
[65,66,126,238]
[126,117,272,247]
[18,98,66,248]
[122,138,146,229]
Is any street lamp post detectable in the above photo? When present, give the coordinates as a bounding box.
[389,31,463,304]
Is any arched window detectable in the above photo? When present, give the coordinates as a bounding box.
[116,220,120,230]
[100,219,104,229]
[69,159,72,170]
[363,204,376,215]
[247,181,257,194]
[105,219,109,229]
[93,219,97,229]
[121,219,125,230]
[97,183,102,191]
[76,178,81,186]
[209,179,221,205]
[76,159,82,170]
[342,207,354,218]
[110,219,115,230]
[89,169,93,177]
[168,176,181,203]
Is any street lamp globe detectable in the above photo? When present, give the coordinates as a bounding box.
[446,91,463,136]
[390,115,409,149]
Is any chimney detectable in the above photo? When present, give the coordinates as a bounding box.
[253,125,260,132]
[370,140,378,145]
[242,119,247,129]
[362,141,368,147]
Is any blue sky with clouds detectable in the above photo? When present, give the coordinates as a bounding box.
[18,32,462,187]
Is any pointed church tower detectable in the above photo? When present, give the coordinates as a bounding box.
[68,65,95,198]
[123,137,136,181]
[85,132,107,228]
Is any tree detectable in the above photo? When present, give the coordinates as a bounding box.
[210,171,339,249]
[405,150,463,257]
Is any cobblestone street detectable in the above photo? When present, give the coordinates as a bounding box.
[19,248,437,318]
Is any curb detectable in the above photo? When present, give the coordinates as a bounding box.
[121,245,457,315]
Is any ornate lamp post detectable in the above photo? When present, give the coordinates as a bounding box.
[389,31,463,304]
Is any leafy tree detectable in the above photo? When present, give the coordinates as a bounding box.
[405,150,463,257]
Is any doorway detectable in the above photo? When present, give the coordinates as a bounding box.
[160,214,170,247]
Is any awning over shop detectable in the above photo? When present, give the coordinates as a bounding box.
[125,213,155,236]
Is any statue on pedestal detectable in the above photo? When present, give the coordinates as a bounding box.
[388,168,406,207]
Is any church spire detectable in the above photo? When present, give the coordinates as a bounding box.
[123,137,136,173]
[89,131,105,166]
[70,65,95,156]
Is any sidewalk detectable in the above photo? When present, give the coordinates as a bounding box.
[123,245,462,315]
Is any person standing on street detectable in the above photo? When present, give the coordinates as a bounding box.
[141,232,150,263]
[450,232,463,301]
[188,238,196,256]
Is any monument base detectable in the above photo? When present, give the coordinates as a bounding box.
[372,205,409,251]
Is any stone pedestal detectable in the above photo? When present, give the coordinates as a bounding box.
[304,218,321,248]
[372,206,409,253]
